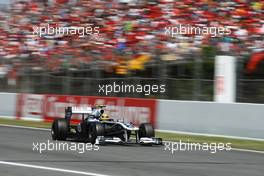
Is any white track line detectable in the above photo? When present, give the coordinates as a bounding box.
[231,148,264,154]
[0,161,110,176]
[1,124,264,154]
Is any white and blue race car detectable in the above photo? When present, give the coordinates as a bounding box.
[51,105,162,145]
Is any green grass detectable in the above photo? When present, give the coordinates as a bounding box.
[0,118,51,129]
[1,118,264,151]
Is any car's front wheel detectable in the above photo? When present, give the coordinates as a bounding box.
[88,122,104,144]
[138,123,155,139]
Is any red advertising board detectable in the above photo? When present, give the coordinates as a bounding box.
[16,93,45,121]
[16,94,157,127]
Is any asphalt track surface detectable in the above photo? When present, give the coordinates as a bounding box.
[0,126,264,176]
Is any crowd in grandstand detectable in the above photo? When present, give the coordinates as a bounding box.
[0,0,263,74]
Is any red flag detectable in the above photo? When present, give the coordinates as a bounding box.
[246,51,264,73]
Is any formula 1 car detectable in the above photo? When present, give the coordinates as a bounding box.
[51,106,162,145]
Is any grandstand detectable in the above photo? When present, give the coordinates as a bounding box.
[0,0,263,102]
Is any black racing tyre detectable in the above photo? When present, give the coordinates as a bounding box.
[95,123,105,136]
[81,122,89,143]
[138,123,155,139]
[51,119,68,140]
[80,121,88,140]
[88,123,105,144]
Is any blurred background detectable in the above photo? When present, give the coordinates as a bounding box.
[0,0,263,102]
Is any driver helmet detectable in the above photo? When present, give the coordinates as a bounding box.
[100,113,110,121]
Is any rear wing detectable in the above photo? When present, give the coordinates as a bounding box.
[65,106,92,122]
[66,106,92,114]
[65,106,92,115]
[71,106,92,114]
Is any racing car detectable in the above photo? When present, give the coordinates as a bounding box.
[51,106,162,145]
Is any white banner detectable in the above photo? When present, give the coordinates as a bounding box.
[214,56,236,103]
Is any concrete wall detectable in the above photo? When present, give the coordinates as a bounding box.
[1,92,264,139]
[0,93,17,117]
[157,100,264,139]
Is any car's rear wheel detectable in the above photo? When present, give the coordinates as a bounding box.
[138,123,155,139]
[80,121,89,142]
[88,122,104,144]
[51,119,68,140]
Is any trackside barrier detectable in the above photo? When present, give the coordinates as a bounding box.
[157,100,264,139]
[15,93,157,126]
[0,92,264,139]
[0,92,17,118]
